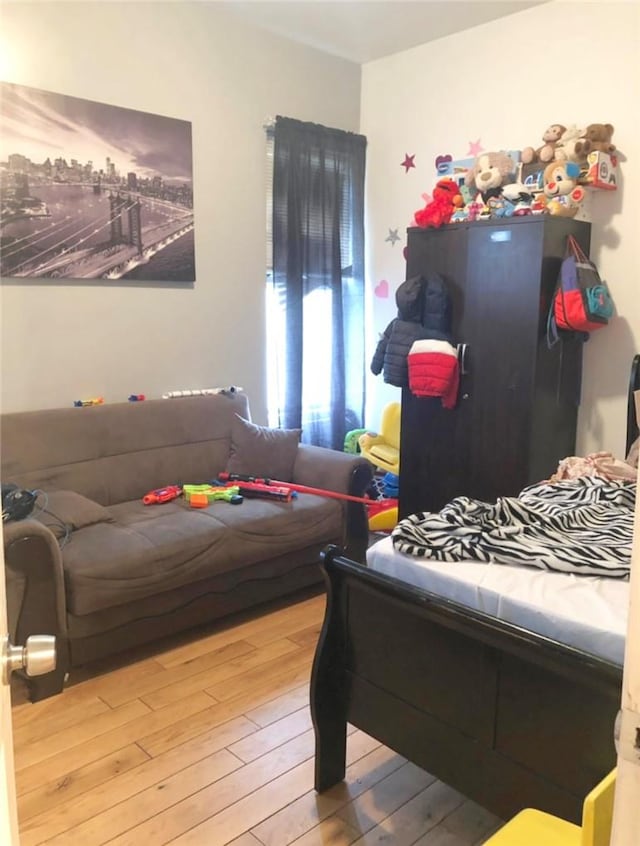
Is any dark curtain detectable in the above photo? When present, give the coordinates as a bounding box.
[272,116,366,450]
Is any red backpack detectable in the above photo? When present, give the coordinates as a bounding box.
[547,235,613,345]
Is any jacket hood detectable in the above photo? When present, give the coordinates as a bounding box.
[395,275,425,322]
[421,271,453,342]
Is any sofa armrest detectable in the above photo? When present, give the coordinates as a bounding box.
[3,519,70,700]
[293,444,372,496]
[293,445,373,562]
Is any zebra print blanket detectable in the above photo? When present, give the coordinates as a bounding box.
[391,477,636,578]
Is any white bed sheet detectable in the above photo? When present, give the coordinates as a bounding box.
[366,535,629,665]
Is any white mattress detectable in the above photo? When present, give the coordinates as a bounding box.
[366,535,629,665]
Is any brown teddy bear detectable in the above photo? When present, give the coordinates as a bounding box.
[521,124,566,165]
[574,123,616,159]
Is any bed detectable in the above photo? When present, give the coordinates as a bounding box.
[310,355,640,825]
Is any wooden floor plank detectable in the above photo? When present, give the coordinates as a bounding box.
[348,779,465,846]
[17,743,149,823]
[14,700,151,773]
[335,762,437,836]
[226,706,313,763]
[251,745,406,846]
[13,592,498,846]
[140,638,299,711]
[245,683,309,728]
[19,716,256,846]
[156,595,323,669]
[205,643,315,702]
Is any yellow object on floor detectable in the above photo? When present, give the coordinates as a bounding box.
[484,768,616,846]
[367,505,398,532]
[359,402,401,476]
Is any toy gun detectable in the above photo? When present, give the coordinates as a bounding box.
[142,485,182,505]
[225,481,293,503]
[218,472,391,506]
[183,484,243,507]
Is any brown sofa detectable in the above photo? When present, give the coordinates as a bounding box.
[1,393,372,700]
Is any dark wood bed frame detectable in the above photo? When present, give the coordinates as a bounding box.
[311,354,640,825]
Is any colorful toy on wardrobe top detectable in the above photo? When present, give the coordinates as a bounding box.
[73,397,104,407]
[543,161,585,217]
[414,178,463,228]
[463,151,516,202]
[162,387,242,399]
[128,394,146,402]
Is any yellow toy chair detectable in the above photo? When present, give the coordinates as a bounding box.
[358,402,401,477]
[484,768,616,846]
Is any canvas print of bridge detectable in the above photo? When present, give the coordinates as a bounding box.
[0,82,195,282]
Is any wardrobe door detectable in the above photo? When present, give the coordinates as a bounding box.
[459,220,542,501]
[400,225,472,518]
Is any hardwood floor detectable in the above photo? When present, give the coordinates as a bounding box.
[10,591,502,845]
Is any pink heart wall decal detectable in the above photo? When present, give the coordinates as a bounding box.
[374,279,389,298]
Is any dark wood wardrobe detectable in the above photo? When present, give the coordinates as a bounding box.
[399,215,591,519]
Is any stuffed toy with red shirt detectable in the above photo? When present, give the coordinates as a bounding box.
[414,178,463,228]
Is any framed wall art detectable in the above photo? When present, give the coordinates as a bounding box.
[0,82,195,282]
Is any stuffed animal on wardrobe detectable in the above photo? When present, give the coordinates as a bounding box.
[543,160,585,217]
[521,124,566,164]
[414,178,463,228]
[464,152,516,203]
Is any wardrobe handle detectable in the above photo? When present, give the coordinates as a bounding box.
[457,343,469,375]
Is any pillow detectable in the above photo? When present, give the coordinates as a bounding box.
[226,415,301,481]
[35,490,114,535]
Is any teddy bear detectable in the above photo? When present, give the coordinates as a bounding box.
[463,151,515,203]
[414,178,463,228]
[574,123,616,159]
[521,124,566,165]
[553,125,588,165]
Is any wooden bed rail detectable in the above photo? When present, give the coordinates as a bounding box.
[311,545,623,824]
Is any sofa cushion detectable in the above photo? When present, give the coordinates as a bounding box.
[60,494,342,616]
[226,415,301,481]
[36,491,114,536]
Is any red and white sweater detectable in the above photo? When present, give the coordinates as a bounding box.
[407,339,459,408]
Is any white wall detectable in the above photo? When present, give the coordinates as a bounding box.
[362,0,640,456]
[0,1,361,422]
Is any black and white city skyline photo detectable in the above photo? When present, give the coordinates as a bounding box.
[0,82,195,282]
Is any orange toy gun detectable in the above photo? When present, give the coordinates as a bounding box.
[142,485,182,505]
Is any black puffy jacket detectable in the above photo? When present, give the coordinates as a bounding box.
[371,273,452,388]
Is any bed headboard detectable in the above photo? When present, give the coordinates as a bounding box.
[627,354,640,456]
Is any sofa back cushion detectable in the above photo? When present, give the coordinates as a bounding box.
[1,393,251,505]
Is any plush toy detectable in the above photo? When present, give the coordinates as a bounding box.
[521,124,566,165]
[553,125,588,164]
[543,160,585,217]
[574,123,616,159]
[463,152,515,202]
[414,178,463,228]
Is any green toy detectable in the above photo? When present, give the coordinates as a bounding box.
[182,484,243,507]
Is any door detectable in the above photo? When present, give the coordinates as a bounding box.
[0,541,19,846]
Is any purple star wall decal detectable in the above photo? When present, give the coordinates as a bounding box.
[401,153,416,173]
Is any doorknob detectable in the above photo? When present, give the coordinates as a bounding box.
[1,634,56,685]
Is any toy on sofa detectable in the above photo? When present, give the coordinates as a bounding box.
[414,178,463,228]
[142,485,183,505]
[521,124,566,165]
[463,152,516,203]
[183,484,243,506]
